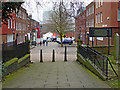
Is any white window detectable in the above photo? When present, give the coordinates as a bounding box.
[96,0,98,8]
[19,10,21,18]
[89,37,94,41]
[96,14,98,24]
[92,5,94,14]
[89,8,90,15]
[14,19,15,29]
[91,18,94,27]
[99,0,100,7]
[19,23,21,30]
[101,12,103,23]
[8,19,10,29]
[98,13,100,23]
[101,0,103,6]
[86,10,88,16]
[118,8,120,21]
[7,34,13,42]
[11,18,12,28]
[97,37,103,41]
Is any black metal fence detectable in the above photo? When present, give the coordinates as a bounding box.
[79,45,118,78]
[2,42,30,63]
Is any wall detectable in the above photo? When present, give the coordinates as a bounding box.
[75,10,86,44]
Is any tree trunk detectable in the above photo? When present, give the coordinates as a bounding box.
[60,34,63,47]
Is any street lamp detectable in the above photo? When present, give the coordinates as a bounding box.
[79,26,81,39]
[87,32,89,47]
[12,28,15,45]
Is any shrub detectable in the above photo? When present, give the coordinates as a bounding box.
[25,40,30,43]
[77,39,82,43]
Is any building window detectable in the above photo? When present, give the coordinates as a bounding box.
[98,13,100,23]
[96,0,98,8]
[86,10,88,16]
[89,8,90,15]
[97,37,103,41]
[14,19,15,29]
[101,0,103,6]
[99,0,100,7]
[101,12,103,23]
[118,8,120,21]
[11,18,12,28]
[8,19,10,29]
[92,5,94,14]
[96,14,97,24]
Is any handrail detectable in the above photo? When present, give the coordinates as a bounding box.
[79,45,118,78]
[107,58,118,77]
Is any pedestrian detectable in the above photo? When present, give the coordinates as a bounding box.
[46,39,48,46]
[40,41,42,46]
[43,40,45,46]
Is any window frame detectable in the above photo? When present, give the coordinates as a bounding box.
[11,18,12,28]
[8,19,10,29]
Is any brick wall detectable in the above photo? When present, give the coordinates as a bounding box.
[75,10,86,44]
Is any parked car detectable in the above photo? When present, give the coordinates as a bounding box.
[31,41,36,46]
[58,38,73,45]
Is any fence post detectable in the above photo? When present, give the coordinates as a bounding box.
[52,49,55,62]
[106,58,108,78]
[64,46,67,62]
[94,50,95,65]
[103,57,105,73]
[40,49,43,62]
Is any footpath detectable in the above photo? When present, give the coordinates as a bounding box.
[3,61,109,88]
[3,42,110,88]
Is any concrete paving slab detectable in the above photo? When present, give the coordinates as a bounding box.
[2,43,110,88]
[3,61,110,88]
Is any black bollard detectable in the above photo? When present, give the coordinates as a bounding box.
[40,49,43,62]
[64,46,67,62]
[52,49,55,62]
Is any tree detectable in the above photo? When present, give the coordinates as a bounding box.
[48,1,74,47]
[1,1,23,24]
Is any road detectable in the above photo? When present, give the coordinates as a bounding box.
[3,42,110,88]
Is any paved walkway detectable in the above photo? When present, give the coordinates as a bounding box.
[3,61,109,88]
[30,42,77,62]
[3,42,110,88]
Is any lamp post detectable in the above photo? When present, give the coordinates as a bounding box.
[79,26,81,39]
[12,28,15,45]
[87,32,89,47]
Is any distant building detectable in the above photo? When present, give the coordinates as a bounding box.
[43,11,53,24]
[75,8,86,45]
[27,14,41,42]
[16,6,28,44]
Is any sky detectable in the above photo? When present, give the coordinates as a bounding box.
[22,0,93,23]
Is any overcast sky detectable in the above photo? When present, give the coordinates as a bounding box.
[22,0,93,23]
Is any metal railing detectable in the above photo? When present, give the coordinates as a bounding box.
[79,45,118,78]
[2,42,30,63]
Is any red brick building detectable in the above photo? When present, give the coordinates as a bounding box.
[16,6,28,44]
[65,32,75,38]
[1,12,16,45]
[95,1,120,45]
[86,2,95,46]
[75,9,86,45]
